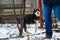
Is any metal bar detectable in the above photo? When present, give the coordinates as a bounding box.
[19,0,26,36]
[13,0,20,36]
[0,9,5,23]
[19,4,23,36]
[38,0,43,28]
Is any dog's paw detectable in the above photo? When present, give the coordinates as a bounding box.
[26,31,31,34]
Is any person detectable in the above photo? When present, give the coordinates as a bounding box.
[42,0,60,39]
[43,0,60,39]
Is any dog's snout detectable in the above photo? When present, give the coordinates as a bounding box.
[37,12,39,13]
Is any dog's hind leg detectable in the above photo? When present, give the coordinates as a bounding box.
[24,23,31,34]
[23,23,26,32]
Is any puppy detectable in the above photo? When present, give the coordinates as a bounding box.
[17,9,40,34]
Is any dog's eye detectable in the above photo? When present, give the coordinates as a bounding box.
[37,12,39,13]
[37,12,40,14]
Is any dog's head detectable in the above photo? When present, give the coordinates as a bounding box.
[33,9,40,17]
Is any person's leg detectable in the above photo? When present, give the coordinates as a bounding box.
[54,5,60,20]
[43,4,52,38]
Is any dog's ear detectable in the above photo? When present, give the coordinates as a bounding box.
[33,9,36,14]
[35,8,40,11]
[34,9,36,12]
[33,9,40,14]
[33,9,37,14]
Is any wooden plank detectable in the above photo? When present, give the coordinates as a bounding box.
[0,4,31,9]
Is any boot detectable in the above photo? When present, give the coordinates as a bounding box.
[45,34,52,39]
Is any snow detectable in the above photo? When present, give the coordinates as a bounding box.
[0,24,60,40]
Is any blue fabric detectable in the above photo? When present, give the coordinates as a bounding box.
[52,0,60,5]
[43,4,53,37]
[54,6,60,20]
[43,0,60,37]
[43,0,60,5]
[43,0,51,5]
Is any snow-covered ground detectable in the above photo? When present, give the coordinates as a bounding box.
[0,24,60,40]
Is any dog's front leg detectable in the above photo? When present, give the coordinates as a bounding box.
[35,23,38,32]
[34,20,39,32]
